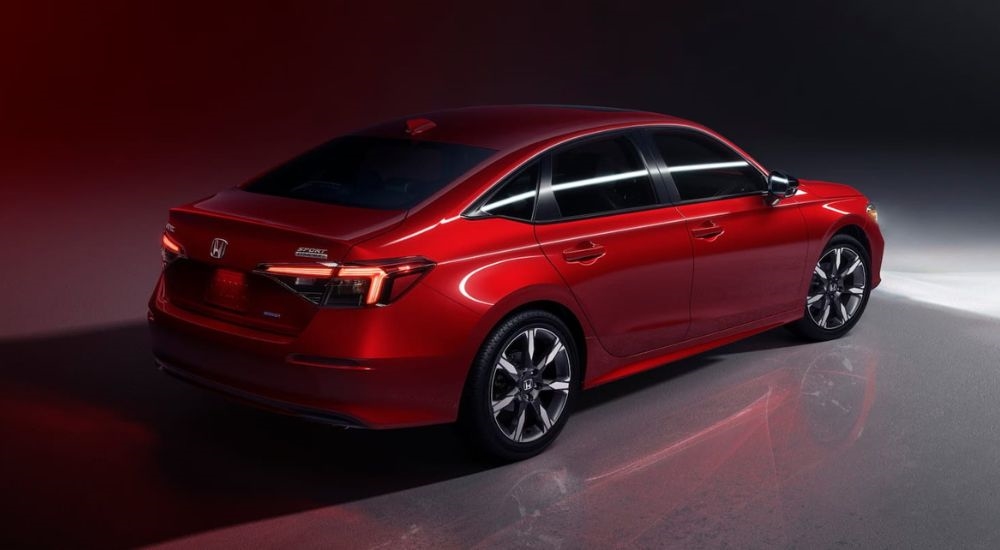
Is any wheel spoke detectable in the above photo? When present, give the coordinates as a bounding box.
[807,293,824,305]
[492,389,517,415]
[533,400,552,431]
[539,341,565,370]
[841,258,861,277]
[838,301,850,324]
[526,328,537,366]
[540,379,570,392]
[847,286,865,295]
[814,265,827,280]
[818,302,831,328]
[497,357,519,379]
[834,248,842,273]
[512,402,527,442]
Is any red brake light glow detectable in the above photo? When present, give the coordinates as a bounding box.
[263,265,336,278]
[257,259,433,307]
[161,233,183,255]
[337,266,390,305]
[161,232,186,265]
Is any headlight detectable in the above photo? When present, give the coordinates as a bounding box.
[866,203,878,224]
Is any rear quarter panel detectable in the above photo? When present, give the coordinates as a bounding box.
[347,215,600,389]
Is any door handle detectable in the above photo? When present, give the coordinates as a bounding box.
[691,221,725,241]
[562,241,606,263]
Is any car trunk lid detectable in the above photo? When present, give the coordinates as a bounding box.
[169,188,405,268]
[160,189,405,334]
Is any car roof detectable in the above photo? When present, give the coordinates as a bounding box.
[357,105,693,152]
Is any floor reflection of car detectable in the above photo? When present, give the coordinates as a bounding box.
[211,341,878,549]
[471,342,880,548]
[149,105,884,460]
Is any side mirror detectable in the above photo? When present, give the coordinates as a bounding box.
[765,170,799,206]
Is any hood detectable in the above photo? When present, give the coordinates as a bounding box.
[797,179,863,199]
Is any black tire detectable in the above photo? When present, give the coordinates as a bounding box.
[788,234,872,341]
[460,310,580,462]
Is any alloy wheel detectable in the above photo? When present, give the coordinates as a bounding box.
[807,246,867,330]
[489,327,572,443]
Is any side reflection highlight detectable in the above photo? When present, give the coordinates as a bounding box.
[666,160,749,173]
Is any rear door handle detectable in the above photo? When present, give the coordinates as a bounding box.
[562,241,606,263]
[691,221,725,241]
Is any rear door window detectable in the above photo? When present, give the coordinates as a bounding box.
[548,136,658,218]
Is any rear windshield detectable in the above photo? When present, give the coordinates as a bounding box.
[244,136,496,210]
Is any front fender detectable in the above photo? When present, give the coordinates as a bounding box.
[798,195,881,296]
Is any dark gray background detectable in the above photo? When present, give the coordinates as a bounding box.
[2,0,999,337]
[3,4,1000,547]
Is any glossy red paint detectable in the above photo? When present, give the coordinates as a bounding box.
[676,194,808,337]
[534,206,692,357]
[149,105,884,429]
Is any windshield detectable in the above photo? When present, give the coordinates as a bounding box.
[244,136,496,210]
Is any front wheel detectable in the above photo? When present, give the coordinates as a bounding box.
[788,235,872,341]
[460,310,579,462]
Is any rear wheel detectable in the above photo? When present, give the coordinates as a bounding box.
[461,310,579,461]
[788,235,871,341]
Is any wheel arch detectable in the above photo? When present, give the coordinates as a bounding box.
[498,300,589,382]
[832,223,871,255]
[825,219,881,286]
[456,291,594,418]
[789,221,875,341]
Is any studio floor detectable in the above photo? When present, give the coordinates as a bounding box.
[3,292,999,548]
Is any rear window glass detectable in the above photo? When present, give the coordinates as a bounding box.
[244,136,496,210]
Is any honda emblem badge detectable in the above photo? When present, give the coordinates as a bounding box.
[210,238,228,259]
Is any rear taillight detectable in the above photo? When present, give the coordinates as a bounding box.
[257,258,434,307]
[161,232,185,264]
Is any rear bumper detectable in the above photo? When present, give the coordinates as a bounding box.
[148,276,480,429]
[156,357,364,427]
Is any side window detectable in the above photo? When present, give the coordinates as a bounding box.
[550,136,657,218]
[479,162,538,220]
[652,131,765,201]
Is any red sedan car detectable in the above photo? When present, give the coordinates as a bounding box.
[149,105,883,460]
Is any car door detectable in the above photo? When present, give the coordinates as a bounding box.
[646,128,808,338]
[533,132,693,357]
